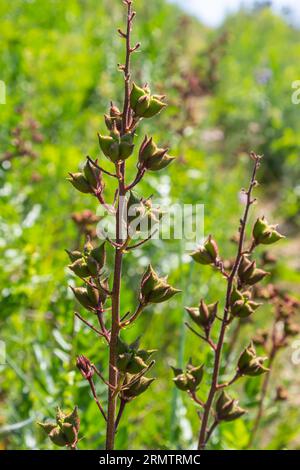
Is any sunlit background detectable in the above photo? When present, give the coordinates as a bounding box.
[171,0,300,25]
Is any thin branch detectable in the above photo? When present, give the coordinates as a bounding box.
[247,317,278,448]
[95,192,116,215]
[106,0,135,450]
[92,364,114,390]
[120,311,131,322]
[105,236,123,249]
[75,312,107,339]
[120,302,144,328]
[126,229,158,251]
[205,420,219,444]
[121,360,155,391]
[197,154,261,450]
[189,391,205,408]
[115,399,126,431]
[224,320,242,370]
[125,168,145,191]
[87,377,107,421]
[217,371,241,389]
[214,259,229,278]
[87,156,117,178]
[185,322,216,351]
[95,307,111,343]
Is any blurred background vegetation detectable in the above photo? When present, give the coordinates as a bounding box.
[0,0,300,450]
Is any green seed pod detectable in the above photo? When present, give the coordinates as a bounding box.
[230,286,261,318]
[146,152,175,171]
[39,406,80,448]
[223,407,247,422]
[104,114,114,130]
[68,173,92,194]
[68,259,90,278]
[238,255,269,286]
[231,300,251,318]
[191,236,219,265]
[63,406,80,433]
[237,342,256,370]
[186,364,204,391]
[48,427,68,447]
[140,265,159,298]
[121,376,155,401]
[137,349,157,362]
[186,300,218,329]
[37,422,57,434]
[185,307,201,326]
[135,94,151,116]
[230,286,244,305]
[66,250,82,262]
[238,255,255,282]
[252,217,284,245]
[172,363,204,392]
[83,160,102,189]
[109,142,121,163]
[198,300,209,324]
[147,282,180,304]
[119,141,134,160]
[119,133,135,160]
[127,192,144,227]
[86,283,100,306]
[237,342,269,376]
[138,136,157,163]
[126,355,148,374]
[89,242,106,267]
[61,422,77,444]
[56,406,65,426]
[104,103,122,131]
[138,136,174,171]
[142,97,167,118]
[130,83,166,118]
[98,134,115,158]
[117,337,155,374]
[86,255,99,276]
[246,268,269,286]
[71,287,95,310]
[171,366,183,376]
[130,82,148,109]
[173,372,191,391]
[96,278,109,304]
[117,352,133,373]
[242,358,269,376]
[215,391,246,422]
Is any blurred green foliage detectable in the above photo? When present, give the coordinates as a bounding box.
[0,0,299,450]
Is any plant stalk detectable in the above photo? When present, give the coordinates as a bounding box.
[247,316,277,449]
[197,156,260,450]
[105,0,133,450]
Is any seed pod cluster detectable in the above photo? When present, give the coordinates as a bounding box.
[38,407,80,449]
[174,155,287,449]
[140,265,181,305]
[172,363,204,392]
[215,392,246,422]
